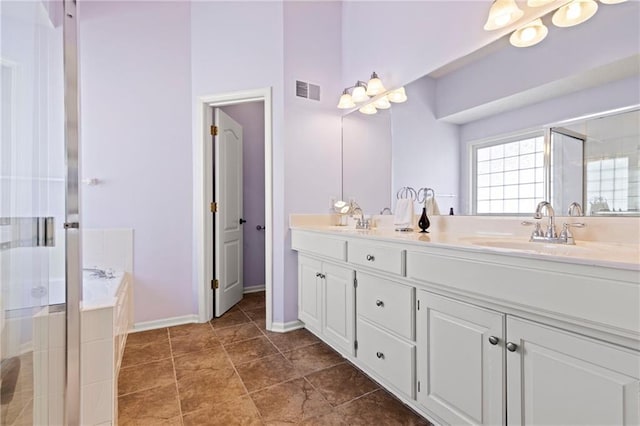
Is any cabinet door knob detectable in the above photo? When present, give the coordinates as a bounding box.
[366,254,375,261]
[376,352,385,359]
[315,272,321,278]
[375,300,384,307]
[506,342,518,352]
[488,336,499,345]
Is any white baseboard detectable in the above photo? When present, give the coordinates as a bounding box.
[244,285,265,294]
[131,314,200,333]
[269,320,304,333]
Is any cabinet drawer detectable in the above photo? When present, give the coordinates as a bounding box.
[357,318,415,398]
[292,231,347,261]
[357,273,414,340]
[348,241,405,276]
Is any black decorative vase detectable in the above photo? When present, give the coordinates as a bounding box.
[418,207,430,233]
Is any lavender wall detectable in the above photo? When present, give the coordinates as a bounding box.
[79,1,193,323]
[341,1,511,91]
[189,1,287,323]
[283,1,343,322]
[220,102,266,290]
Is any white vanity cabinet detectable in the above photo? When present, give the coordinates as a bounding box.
[356,272,416,398]
[291,228,640,426]
[506,317,640,426]
[297,254,356,355]
[416,291,505,425]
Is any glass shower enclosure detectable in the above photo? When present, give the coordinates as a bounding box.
[1,0,81,424]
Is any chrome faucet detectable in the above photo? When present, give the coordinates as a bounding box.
[534,201,557,239]
[567,202,583,217]
[523,201,586,244]
[350,201,370,230]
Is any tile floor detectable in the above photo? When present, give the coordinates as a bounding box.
[118,291,430,425]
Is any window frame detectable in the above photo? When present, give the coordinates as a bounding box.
[471,130,549,216]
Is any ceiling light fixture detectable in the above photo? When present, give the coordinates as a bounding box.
[388,87,408,103]
[483,0,525,30]
[552,0,598,27]
[486,0,624,48]
[365,72,386,96]
[359,103,378,115]
[527,0,555,6]
[337,73,407,115]
[509,18,548,47]
[374,96,391,110]
[337,89,356,109]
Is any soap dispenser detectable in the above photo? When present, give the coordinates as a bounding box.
[418,205,430,233]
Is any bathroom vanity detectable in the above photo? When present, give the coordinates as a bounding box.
[291,216,640,425]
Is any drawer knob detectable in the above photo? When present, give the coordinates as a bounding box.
[376,352,385,359]
[506,342,518,352]
[488,336,499,345]
[315,272,321,278]
[375,300,384,307]
[366,254,375,261]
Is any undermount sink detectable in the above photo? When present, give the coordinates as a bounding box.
[471,240,591,255]
[461,237,639,263]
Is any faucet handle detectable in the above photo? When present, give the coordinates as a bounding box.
[565,222,585,228]
[522,221,543,237]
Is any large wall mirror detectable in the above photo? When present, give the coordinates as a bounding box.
[341,2,639,217]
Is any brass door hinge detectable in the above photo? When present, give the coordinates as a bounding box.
[211,125,218,136]
[210,202,218,213]
[211,279,219,289]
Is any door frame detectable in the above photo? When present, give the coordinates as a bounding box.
[195,88,273,330]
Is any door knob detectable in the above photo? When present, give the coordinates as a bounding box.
[366,254,375,261]
[506,342,518,352]
[376,352,385,359]
[239,218,247,224]
[375,300,384,307]
[256,225,265,231]
[488,336,499,345]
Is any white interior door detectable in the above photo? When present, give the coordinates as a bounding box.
[214,109,244,316]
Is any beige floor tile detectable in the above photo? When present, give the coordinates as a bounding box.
[173,346,231,380]
[118,358,175,396]
[118,384,181,426]
[170,332,220,356]
[121,339,172,367]
[265,328,320,353]
[225,336,278,366]
[168,322,214,338]
[336,389,431,425]
[182,395,262,426]
[216,323,263,346]
[285,342,345,376]
[238,293,266,311]
[305,363,379,407]
[243,306,265,322]
[235,353,299,393]
[177,367,246,415]
[251,378,332,423]
[210,310,252,329]
[126,328,168,346]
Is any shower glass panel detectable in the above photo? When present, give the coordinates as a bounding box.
[550,129,585,212]
[1,1,68,424]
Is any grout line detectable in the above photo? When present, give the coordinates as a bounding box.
[168,328,185,425]
[215,325,266,423]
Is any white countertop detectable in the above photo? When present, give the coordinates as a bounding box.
[81,269,127,310]
[290,223,640,272]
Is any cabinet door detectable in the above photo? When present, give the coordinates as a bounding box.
[507,317,640,426]
[298,255,322,333]
[322,262,355,355]
[417,291,505,425]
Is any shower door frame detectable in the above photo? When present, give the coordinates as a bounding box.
[63,0,82,424]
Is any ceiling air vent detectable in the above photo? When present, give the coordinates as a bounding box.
[296,80,320,101]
